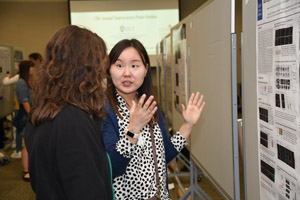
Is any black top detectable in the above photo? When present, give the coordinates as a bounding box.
[25,105,113,200]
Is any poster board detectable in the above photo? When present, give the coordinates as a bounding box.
[169,0,235,199]
[159,39,166,118]
[171,17,192,137]
[172,24,188,113]
[255,1,300,200]
[0,43,15,118]
[243,0,300,199]
[165,35,173,129]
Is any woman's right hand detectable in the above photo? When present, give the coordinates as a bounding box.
[127,94,157,134]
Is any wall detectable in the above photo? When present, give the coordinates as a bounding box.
[0,1,69,59]
[179,0,207,20]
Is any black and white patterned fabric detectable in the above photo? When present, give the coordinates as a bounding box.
[114,93,187,200]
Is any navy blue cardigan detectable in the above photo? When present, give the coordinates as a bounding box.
[102,104,179,177]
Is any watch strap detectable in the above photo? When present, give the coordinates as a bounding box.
[125,128,140,139]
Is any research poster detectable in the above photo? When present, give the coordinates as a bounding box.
[0,46,12,101]
[172,24,188,113]
[256,1,300,200]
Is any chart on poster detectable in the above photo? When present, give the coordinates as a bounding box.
[256,1,300,199]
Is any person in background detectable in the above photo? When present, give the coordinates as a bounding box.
[2,68,19,150]
[2,71,19,86]
[2,52,41,86]
[25,25,113,200]
[102,39,205,200]
[0,119,8,149]
[28,52,42,67]
[10,61,34,183]
[2,52,42,149]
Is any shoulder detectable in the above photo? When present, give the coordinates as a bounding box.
[156,107,163,122]
[16,78,28,88]
[53,105,98,137]
[56,105,90,122]
[17,78,26,84]
[54,105,97,131]
[102,102,119,129]
[103,100,116,118]
[156,107,166,131]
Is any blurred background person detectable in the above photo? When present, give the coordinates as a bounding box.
[11,60,34,182]
[28,52,42,67]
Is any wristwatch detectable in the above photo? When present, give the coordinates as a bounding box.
[125,127,140,139]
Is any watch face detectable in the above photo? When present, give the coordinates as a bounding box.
[127,131,135,138]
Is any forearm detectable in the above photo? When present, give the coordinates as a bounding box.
[2,75,19,85]
[179,122,193,139]
[22,102,31,114]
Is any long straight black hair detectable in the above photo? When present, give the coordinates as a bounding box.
[107,39,158,122]
[19,60,34,87]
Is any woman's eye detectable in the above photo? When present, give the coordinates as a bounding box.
[132,64,137,68]
[116,64,122,68]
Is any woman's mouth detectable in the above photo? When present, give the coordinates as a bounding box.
[122,81,132,87]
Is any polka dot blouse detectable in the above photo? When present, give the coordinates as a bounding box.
[113,94,187,200]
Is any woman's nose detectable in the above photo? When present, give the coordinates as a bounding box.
[123,66,131,76]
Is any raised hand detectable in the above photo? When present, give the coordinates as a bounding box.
[179,92,205,139]
[127,94,157,134]
[182,92,205,126]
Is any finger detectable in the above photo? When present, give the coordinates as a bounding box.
[143,95,154,110]
[192,92,200,105]
[149,106,157,116]
[147,100,157,112]
[138,94,146,107]
[188,93,195,105]
[196,95,204,108]
[199,101,206,111]
[130,100,136,113]
[181,104,186,115]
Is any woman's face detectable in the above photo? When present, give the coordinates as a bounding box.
[110,47,148,97]
[29,66,35,76]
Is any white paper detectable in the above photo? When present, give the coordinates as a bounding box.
[256,0,300,199]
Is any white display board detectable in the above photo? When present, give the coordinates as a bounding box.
[168,0,235,199]
[165,35,173,128]
[0,46,12,102]
[0,44,15,118]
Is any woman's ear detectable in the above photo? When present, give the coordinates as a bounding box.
[144,64,148,78]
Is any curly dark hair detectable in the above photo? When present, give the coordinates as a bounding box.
[29,25,108,125]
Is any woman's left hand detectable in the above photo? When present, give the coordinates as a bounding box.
[178,92,205,139]
[182,92,205,126]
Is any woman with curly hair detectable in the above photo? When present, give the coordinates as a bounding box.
[25,25,113,200]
